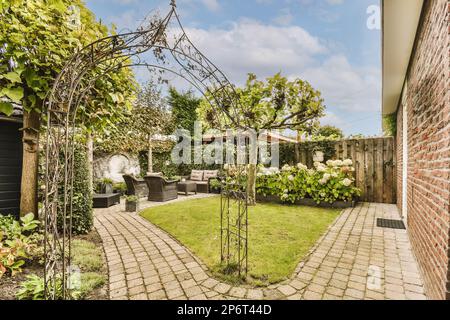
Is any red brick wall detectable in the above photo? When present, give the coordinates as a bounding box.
[396,103,403,214]
[396,0,450,300]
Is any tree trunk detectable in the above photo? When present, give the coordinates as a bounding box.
[147,135,153,175]
[246,143,258,206]
[246,163,257,206]
[20,111,40,217]
[86,132,94,193]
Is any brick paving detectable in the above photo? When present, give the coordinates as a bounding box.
[94,198,427,300]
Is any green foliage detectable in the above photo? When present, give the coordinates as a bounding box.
[0,213,42,278]
[314,125,344,140]
[16,274,46,300]
[100,178,113,185]
[59,144,93,235]
[139,148,221,178]
[71,239,104,272]
[256,160,360,204]
[299,139,336,163]
[383,113,397,137]
[0,0,136,133]
[113,182,127,194]
[125,195,138,202]
[209,178,222,191]
[16,274,82,300]
[198,73,325,131]
[79,272,106,295]
[168,87,200,134]
[17,238,106,300]
[141,197,340,286]
[95,81,172,154]
[279,143,297,165]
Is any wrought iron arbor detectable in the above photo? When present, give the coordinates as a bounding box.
[221,180,248,278]
[43,1,248,299]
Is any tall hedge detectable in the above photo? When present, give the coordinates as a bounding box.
[58,143,93,235]
[139,149,221,178]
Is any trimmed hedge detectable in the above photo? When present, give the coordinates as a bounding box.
[139,149,220,178]
[58,143,93,235]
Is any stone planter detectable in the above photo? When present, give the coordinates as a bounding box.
[101,183,113,194]
[256,194,356,209]
[125,200,139,212]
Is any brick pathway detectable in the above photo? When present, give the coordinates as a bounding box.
[94,198,427,300]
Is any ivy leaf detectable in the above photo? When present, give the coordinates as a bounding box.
[49,0,66,12]
[2,87,24,103]
[0,101,14,116]
[3,72,22,83]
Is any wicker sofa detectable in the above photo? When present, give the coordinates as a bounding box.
[122,174,148,198]
[181,170,220,193]
[144,175,178,202]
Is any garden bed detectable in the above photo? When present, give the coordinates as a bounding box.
[0,228,108,300]
[256,194,356,209]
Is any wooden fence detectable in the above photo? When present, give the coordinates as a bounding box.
[295,137,396,204]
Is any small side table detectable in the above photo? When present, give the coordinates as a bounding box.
[93,193,121,208]
[177,181,197,196]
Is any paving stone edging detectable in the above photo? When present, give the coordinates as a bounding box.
[94,197,427,300]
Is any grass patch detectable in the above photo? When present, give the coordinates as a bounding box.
[79,272,106,296]
[72,239,104,272]
[72,239,107,299]
[140,196,340,286]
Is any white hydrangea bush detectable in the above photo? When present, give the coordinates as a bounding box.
[256,159,361,204]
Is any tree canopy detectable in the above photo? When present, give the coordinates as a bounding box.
[95,81,173,154]
[0,0,136,130]
[197,73,325,132]
[313,125,344,140]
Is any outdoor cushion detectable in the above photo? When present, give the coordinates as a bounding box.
[203,170,218,181]
[147,172,163,177]
[190,170,204,181]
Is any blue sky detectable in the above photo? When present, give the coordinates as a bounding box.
[85,0,382,136]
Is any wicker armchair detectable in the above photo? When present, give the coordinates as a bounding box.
[144,175,178,202]
[122,174,148,198]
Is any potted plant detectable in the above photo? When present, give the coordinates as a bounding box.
[125,195,139,212]
[113,182,127,196]
[100,178,114,194]
[209,178,222,194]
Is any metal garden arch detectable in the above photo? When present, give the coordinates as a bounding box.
[43,0,248,299]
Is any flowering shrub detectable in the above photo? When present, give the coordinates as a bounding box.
[256,160,361,204]
[0,213,43,278]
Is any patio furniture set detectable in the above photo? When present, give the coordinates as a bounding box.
[93,170,220,208]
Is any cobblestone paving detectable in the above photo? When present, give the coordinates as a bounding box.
[94,198,427,300]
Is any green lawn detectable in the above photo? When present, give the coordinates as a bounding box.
[140,196,341,286]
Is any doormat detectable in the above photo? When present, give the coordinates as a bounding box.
[376,218,406,230]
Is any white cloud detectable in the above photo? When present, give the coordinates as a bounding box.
[272,8,294,26]
[181,20,380,114]
[302,55,381,113]
[109,12,380,132]
[201,0,220,12]
[320,111,345,127]
[183,19,327,83]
